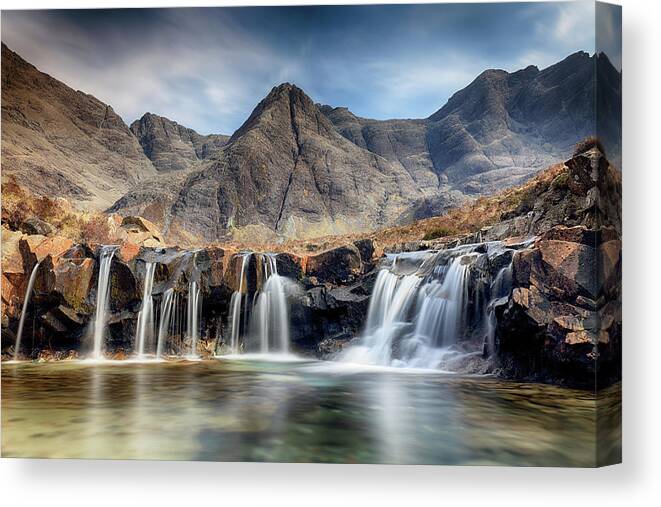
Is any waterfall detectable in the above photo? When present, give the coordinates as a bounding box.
[13,261,41,360]
[228,253,251,353]
[156,288,174,359]
[341,244,510,369]
[91,246,118,360]
[248,254,290,354]
[186,280,201,357]
[135,262,156,357]
[485,264,513,355]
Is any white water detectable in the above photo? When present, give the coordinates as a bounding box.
[186,280,201,357]
[485,264,513,355]
[342,248,488,369]
[13,261,41,360]
[135,262,156,357]
[91,246,118,360]
[228,253,251,352]
[156,288,174,359]
[249,254,291,354]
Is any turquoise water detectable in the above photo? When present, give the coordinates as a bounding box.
[1,358,618,465]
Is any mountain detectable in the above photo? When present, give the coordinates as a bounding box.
[130,113,229,172]
[321,51,622,195]
[1,44,621,243]
[0,43,157,209]
[110,84,464,243]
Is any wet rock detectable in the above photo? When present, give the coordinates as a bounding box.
[496,223,621,387]
[206,247,229,288]
[275,252,304,280]
[53,256,95,314]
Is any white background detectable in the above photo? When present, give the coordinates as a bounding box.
[0,0,659,505]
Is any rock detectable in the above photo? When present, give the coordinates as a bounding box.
[496,223,621,387]
[117,241,141,262]
[19,217,54,236]
[1,227,25,275]
[53,256,95,314]
[305,245,362,284]
[353,239,375,265]
[120,216,165,246]
[32,236,74,264]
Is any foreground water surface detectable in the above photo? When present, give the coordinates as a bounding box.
[1,358,620,465]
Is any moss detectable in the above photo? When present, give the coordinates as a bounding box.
[422,227,455,241]
[551,171,570,190]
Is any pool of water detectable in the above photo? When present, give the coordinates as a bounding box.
[1,358,620,465]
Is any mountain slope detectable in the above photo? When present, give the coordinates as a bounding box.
[130,113,229,172]
[0,43,157,209]
[110,84,461,243]
[322,51,622,195]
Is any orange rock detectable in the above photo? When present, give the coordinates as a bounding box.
[33,236,74,263]
[120,216,165,246]
[118,241,141,262]
[1,227,25,275]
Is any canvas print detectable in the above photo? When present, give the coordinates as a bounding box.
[0,1,621,466]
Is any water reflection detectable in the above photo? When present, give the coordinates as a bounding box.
[1,360,620,465]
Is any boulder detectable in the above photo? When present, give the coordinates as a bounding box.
[19,217,54,236]
[495,224,621,387]
[120,216,165,246]
[32,236,74,264]
[53,256,95,314]
[1,227,25,275]
[305,245,362,284]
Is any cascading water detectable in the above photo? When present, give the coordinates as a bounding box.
[156,288,174,359]
[228,253,251,353]
[485,263,513,355]
[135,262,156,357]
[186,280,201,357]
[91,246,118,360]
[13,261,41,360]
[341,243,516,369]
[247,254,291,354]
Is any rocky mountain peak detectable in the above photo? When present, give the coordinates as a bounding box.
[129,112,229,172]
[228,82,337,145]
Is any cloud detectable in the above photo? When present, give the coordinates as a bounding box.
[1,4,598,133]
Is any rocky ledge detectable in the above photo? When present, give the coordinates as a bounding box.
[1,147,621,388]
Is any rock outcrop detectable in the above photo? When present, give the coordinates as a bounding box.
[130,113,229,172]
[495,225,621,387]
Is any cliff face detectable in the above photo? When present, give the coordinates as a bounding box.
[130,113,229,172]
[322,52,622,196]
[0,44,157,209]
[111,84,462,243]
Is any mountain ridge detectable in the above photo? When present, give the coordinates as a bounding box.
[1,44,621,243]
[0,43,158,209]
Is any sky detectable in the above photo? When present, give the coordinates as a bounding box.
[1,2,614,136]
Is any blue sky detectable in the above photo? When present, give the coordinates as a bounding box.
[1,2,607,135]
